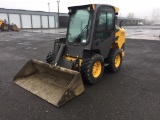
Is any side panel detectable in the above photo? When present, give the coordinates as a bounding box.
[64,45,85,58]
[9,14,21,28]
[92,6,115,59]
[42,16,48,28]
[32,15,41,28]
[112,27,126,56]
[0,13,8,22]
[49,16,55,28]
[21,14,32,28]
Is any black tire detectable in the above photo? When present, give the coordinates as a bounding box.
[46,50,54,64]
[1,23,9,31]
[107,48,122,73]
[80,54,104,85]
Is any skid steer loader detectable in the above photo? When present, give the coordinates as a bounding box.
[13,4,126,107]
[0,19,19,31]
[0,19,9,31]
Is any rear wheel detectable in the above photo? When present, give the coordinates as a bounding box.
[80,54,104,85]
[46,50,54,63]
[1,23,9,31]
[107,49,122,72]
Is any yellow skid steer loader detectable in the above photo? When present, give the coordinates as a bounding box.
[13,4,126,107]
[0,19,9,31]
[0,19,19,31]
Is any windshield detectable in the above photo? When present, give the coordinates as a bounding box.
[67,9,91,44]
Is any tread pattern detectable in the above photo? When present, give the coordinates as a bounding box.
[107,48,122,73]
[46,50,54,63]
[1,23,9,31]
[80,54,104,85]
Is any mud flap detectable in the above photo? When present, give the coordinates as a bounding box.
[13,59,84,107]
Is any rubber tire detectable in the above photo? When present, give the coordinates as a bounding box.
[107,48,122,73]
[1,23,9,31]
[46,50,54,64]
[80,54,104,85]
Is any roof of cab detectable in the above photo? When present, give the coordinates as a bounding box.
[114,6,119,13]
[68,4,119,13]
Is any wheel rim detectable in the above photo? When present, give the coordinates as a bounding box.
[4,25,8,30]
[115,54,121,67]
[92,61,102,78]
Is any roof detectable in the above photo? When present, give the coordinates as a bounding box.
[119,17,144,20]
[0,8,66,15]
[114,6,119,13]
[68,4,119,13]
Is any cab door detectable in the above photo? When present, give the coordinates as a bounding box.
[92,6,115,58]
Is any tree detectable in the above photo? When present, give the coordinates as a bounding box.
[152,8,160,24]
[127,12,135,18]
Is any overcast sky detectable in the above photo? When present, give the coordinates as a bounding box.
[0,0,159,19]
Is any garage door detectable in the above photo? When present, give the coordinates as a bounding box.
[0,13,8,22]
[21,14,32,28]
[9,14,21,28]
[42,16,48,28]
[59,16,69,27]
[49,16,55,28]
[32,15,41,28]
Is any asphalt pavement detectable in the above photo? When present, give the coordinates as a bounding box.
[0,31,160,120]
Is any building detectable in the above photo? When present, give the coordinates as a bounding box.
[0,8,69,29]
[117,17,144,26]
[0,8,145,28]
[59,13,69,28]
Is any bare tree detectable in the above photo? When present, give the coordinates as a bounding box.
[152,8,160,24]
[127,12,135,18]
[145,19,154,25]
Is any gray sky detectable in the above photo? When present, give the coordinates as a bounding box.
[0,0,159,19]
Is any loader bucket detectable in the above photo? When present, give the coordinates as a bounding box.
[13,59,84,107]
[10,24,19,32]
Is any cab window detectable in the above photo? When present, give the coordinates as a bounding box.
[96,12,114,39]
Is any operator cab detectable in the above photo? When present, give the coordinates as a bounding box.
[66,4,119,58]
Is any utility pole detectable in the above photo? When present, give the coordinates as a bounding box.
[48,3,50,12]
[57,0,60,28]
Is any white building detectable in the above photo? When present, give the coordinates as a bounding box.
[0,8,67,29]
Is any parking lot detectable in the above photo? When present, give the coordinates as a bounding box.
[0,29,160,120]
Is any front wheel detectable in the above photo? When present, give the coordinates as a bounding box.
[1,23,9,31]
[80,54,104,85]
[46,50,54,64]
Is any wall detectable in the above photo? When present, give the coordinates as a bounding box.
[0,8,59,29]
[118,17,144,26]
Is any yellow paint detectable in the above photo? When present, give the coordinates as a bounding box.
[79,59,83,66]
[92,4,95,10]
[64,55,78,61]
[92,61,102,78]
[115,54,121,67]
[114,6,119,13]
[0,20,3,26]
[112,26,126,57]
[64,55,83,68]
[122,51,125,57]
